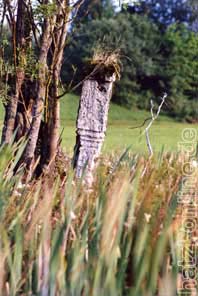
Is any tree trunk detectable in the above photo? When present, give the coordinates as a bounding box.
[48,80,60,162]
[1,0,28,144]
[42,4,69,169]
[1,69,24,144]
[23,1,70,173]
[23,16,56,170]
[48,10,69,163]
[73,71,116,186]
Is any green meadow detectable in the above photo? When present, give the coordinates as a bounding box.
[0,94,197,155]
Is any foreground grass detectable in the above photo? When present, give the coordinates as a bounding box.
[0,141,197,295]
[1,94,196,155]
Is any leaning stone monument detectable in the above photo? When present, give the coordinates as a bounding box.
[73,51,119,186]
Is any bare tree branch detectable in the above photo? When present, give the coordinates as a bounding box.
[144,93,167,157]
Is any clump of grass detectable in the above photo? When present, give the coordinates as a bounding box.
[91,47,121,79]
[0,143,192,295]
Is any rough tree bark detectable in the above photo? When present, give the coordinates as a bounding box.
[23,15,56,169]
[73,70,116,185]
[1,0,29,144]
[46,4,69,164]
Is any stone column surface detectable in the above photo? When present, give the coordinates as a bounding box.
[73,72,116,184]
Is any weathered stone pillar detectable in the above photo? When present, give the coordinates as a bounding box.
[73,70,116,185]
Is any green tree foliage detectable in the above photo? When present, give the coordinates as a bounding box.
[62,1,198,121]
[163,25,198,121]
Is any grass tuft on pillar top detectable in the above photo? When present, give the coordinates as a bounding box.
[90,48,121,80]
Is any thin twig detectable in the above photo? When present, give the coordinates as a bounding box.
[144,92,167,157]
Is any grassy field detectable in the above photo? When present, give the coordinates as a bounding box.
[61,121,191,155]
[58,94,197,155]
[0,94,197,155]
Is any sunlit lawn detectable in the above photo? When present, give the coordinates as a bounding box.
[59,94,197,155]
[61,121,193,155]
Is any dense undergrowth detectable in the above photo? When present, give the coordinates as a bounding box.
[0,142,197,296]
